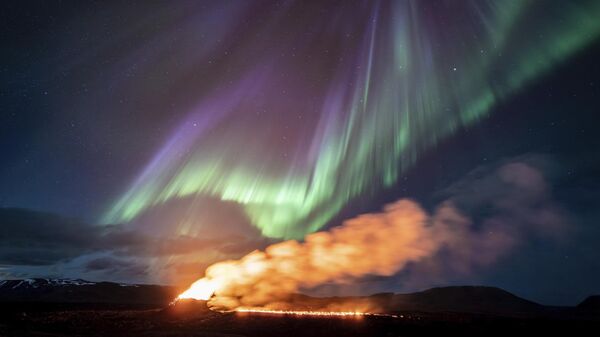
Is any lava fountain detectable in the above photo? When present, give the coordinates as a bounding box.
[178,278,218,301]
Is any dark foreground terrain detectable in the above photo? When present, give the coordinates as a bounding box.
[1,301,599,337]
[0,279,598,336]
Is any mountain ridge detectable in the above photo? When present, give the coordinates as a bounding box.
[0,278,178,305]
[1,278,597,317]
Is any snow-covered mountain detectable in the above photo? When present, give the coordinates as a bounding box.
[0,278,177,305]
[0,278,137,289]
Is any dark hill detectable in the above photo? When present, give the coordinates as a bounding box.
[1,280,598,319]
[261,286,543,316]
[385,286,543,314]
[0,278,177,306]
[577,295,600,313]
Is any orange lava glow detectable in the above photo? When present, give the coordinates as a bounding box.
[234,308,398,318]
[177,278,217,300]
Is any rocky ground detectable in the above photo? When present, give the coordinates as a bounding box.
[1,282,599,336]
[0,300,598,337]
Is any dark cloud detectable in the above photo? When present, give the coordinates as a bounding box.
[0,208,97,265]
[85,256,132,271]
[98,229,270,258]
[437,155,568,239]
[84,256,148,278]
[0,207,266,281]
[400,155,570,289]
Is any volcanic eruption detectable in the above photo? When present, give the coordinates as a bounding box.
[176,199,433,314]
[176,194,540,316]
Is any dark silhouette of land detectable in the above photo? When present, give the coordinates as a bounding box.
[0,279,598,336]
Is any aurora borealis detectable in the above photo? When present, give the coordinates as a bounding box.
[2,0,600,306]
[100,1,600,239]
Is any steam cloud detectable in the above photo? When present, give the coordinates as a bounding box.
[180,162,567,311]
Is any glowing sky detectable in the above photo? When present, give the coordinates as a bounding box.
[101,1,600,239]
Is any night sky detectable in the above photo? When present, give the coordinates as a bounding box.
[1,0,600,306]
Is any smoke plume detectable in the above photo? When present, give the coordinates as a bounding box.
[180,162,567,311]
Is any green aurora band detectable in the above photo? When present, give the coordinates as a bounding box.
[103,1,600,239]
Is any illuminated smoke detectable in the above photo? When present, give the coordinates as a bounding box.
[180,158,568,312]
[179,160,568,311]
[178,198,510,311]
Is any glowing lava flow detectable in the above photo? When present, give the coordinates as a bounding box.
[175,280,398,318]
[234,308,398,318]
[176,285,397,318]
